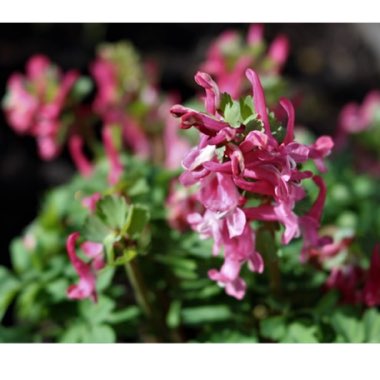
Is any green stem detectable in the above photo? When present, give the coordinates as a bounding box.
[267,253,281,296]
[124,258,153,319]
[257,222,282,296]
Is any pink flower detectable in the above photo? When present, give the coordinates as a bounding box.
[268,35,289,74]
[91,47,151,159]
[102,126,124,185]
[325,244,380,308]
[325,264,365,305]
[160,97,191,170]
[3,55,79,160]
[66,232,104,302]
[91,58,119,114]
[338,91,380,135]
[166,183,203,232]
[208,223,263,300]
[171,68,333,299]
[82,192,102,213]
[200,24,290,99]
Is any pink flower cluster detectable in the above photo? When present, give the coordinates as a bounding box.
[338,91,380,135]
[3,55,79,159]
[336,91,380,176]
[91,45,190,169]
[201,24,289,99]
[66,232,105,302]
[171,69,333,299]
[326,244,380,307]
[91,51,151,159]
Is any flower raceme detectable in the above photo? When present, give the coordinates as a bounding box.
[171,69,334,299]
[200,24,289,99]
[3,55,79,160]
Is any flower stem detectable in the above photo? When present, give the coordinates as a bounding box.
[124,258,153,319]
[257,222,282,296]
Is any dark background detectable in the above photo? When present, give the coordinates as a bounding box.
[1,23,379,269]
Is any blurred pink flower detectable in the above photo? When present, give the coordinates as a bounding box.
[200,24,289,99]
[66,232,104,302]
[102,126,124,185]
[3,55,79,160]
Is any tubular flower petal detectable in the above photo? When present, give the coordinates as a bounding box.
[66,232,98,302]
[68,134,94,177]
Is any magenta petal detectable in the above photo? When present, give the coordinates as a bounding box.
[245,69,274,142]
[226,207,246,238]
[82,192,101,213]
[280,98,295,145]
[200,173,239,212]
[194,71,220,115]
[68,134,94,177]
[81,241,105,270]
[66,232,97,302]
[240,130,269,153]
[248,252,264,273]
[102,126,123,185]
[268,35,289,71]
[247,24,264,45]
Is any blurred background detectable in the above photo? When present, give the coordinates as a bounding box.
[1,23,380,271]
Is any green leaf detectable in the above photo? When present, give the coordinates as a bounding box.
[106,306,140,324]
[260,316,286,341]
[81,215,111,243]
[219,92,233,113]
[314,290,339,316]
[85,324,116,343]
[0,267,20,322]
[239,95,255,120]
[45,279,69,302]
[79,296,116,325]
[205,329,258,343]
[331,311,365,343]
[182,305,232,325]
[10,238,31,274]
[281,323,318,343]
[0,326,30,343]
[127,178,150,197]
[16,282,42,321]
[166,300,181,328]
[60,323,87,343]
[60,323,116,343]
[224,101,241,128]
[96,267,115,292]
[97,195,129,230]
[363,309,380,343]
[124,204,150,238]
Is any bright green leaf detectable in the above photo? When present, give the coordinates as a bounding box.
[125,204,149,238]
[182,305,232,325]
[97,195,129,230]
